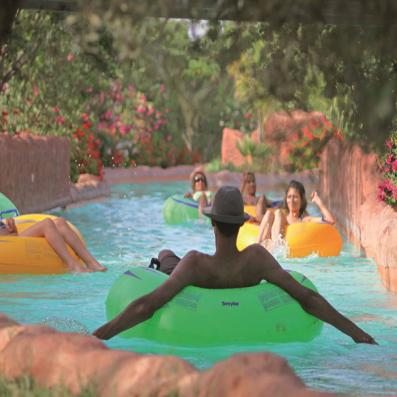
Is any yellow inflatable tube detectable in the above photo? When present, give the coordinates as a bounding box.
[237,209,343,258]
[284,222,343,258]
[0,214,84,275]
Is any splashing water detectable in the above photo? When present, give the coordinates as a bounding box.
[41,316,90,335]
[270,235,290,257]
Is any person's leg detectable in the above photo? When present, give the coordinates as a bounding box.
[20,219,87,273]
[257,210,275,243]
[157,249,181,275]
[53,218,107,272]
[271,209,288,240]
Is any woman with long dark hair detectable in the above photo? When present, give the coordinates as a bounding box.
[257,180,335,245]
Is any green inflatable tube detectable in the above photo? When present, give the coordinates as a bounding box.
[0,192,19,219]
[106,266,323,346]
[163,194,205,224]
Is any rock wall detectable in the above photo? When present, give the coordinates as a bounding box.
[0,134,110,213]
[320,138,397,292]
[221,128,246,167]
[0,134,71,213]
[103,165,196,184]
[221,111,331,170]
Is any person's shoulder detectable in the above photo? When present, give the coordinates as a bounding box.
[183,250,207,263]
[245,243,278,264]
[244,243,269,259]
[176,250,209,281]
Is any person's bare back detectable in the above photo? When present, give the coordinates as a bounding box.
[182,245,272,289]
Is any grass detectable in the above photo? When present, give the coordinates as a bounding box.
[0,376,98,397]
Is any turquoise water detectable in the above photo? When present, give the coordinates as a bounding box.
[1,181,396,395]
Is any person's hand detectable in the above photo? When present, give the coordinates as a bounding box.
[311,191,323,206]
[184,192,193,198]
[5,218,17,233]
[93,322,116,340]
[261,194,270,208]
[352,330,378,345]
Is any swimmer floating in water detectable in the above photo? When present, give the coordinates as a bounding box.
[0,217,106,273]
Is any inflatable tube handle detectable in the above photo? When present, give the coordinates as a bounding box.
[0,209,20,219]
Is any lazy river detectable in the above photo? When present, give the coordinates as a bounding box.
[0,181,396,395]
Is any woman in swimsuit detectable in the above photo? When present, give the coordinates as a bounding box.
[240,171,271,223]
[0,217,106,273]
[184,170,213,214]
[257,180,335,246]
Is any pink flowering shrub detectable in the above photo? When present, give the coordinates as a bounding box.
[70,115,103,182]
[377,132,397,207]
[288,116,343,171]
[91,82,193,168]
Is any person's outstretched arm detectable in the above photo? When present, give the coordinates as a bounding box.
[256,246,377,344]
[310,191,335,224]
[93,251,198,340]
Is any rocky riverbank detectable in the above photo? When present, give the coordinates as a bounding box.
[0,313,335,397]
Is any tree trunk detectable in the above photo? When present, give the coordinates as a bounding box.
[176,92,200,152]
[0,1,20,51]
[257,109,264,142]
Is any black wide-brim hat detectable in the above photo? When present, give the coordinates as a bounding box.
[203,186,250,224]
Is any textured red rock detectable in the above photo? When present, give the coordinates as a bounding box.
[221,111,331,170]
[178,352,334,397]
[0,313,19,329]
[0,312,339,397]
[320,138,397,293]
[98,354,196,397]
[221,128,246,167]
[0,314,22,352]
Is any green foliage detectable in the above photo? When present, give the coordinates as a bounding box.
[1,12,211,179]
[3,6,397,177]
[237,135,271,158]
[229,22,397,152]
[66,14,253,160]
[236,135,273,172]
[204,158,240,173]
[0,11,113,137]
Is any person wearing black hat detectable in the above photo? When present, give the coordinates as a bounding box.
[93,186,376,344]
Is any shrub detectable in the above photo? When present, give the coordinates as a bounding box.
[205,158,240,173]
[377,132,397,207]
[236,135,273,172]
[70,116,103,182]
[288,118,343,171]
